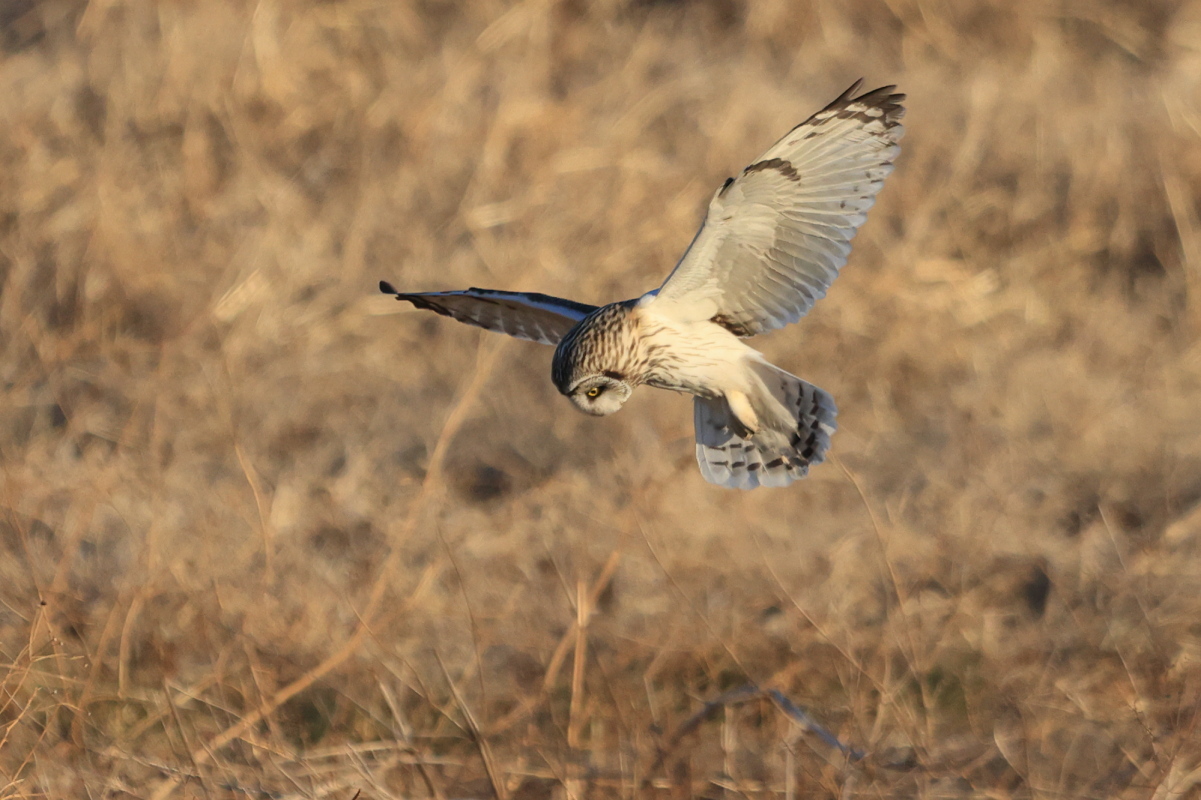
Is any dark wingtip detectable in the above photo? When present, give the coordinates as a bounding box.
[836,78,865,103]
[379,280,398,295]
[820,79,906,125]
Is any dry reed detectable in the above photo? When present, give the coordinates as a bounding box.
[2,1,1201,797]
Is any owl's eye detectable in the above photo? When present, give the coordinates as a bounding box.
[586,387,601,398]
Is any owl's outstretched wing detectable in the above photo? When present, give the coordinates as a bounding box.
[649,81,904,337]
[379,281,596,346]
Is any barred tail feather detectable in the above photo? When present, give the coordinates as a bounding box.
[693,365,837,489]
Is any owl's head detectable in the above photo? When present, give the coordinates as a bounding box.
[566,373,633,416]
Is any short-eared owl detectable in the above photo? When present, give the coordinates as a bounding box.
[381,81,904,489]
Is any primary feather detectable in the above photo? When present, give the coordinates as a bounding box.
[379,281,595,346]
[650,81,905,336]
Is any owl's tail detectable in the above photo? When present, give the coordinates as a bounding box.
[693,362,837,489]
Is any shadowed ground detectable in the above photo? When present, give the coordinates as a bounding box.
[3,1,1201,797]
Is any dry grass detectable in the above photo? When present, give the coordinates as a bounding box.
[3,0,1201,797]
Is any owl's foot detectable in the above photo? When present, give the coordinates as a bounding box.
[725,391,760,437]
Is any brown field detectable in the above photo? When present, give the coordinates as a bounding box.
[3,0,1201,797]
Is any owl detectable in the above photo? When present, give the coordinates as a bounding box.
[381,81,904,488]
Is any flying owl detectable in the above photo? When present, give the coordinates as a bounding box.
[381,81,904,489]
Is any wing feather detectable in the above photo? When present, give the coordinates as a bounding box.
[651,81,904,336]
[379,281,595,345]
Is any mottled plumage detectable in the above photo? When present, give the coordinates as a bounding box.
[551,302,642,393]
[381,80,905,488]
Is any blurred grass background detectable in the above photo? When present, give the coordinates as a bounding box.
[3,0,1201,797]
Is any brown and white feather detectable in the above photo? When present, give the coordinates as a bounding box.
[650,81,905,337]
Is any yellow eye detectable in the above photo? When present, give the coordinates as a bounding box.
[586,387,601,398]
